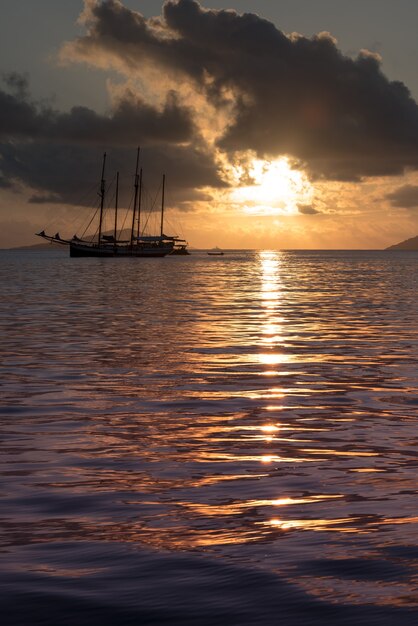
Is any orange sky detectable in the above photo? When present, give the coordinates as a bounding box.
[1,1,418,249]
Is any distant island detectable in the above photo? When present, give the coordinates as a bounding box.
[386,235,418,250]
[2,242,63,251]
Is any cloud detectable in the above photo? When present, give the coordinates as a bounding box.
[62,0,418,182]
[4,0,418,216]
[0,140,223,207]
[28,193,63,204]
[386,184,418,208]
[0,72,224,204]
[0,175,12,189]
[2,71,30,99]
[0,74,195,146]
[298,204,320,215]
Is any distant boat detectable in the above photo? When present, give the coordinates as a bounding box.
[36,149,188,258]
[207,247,224,256]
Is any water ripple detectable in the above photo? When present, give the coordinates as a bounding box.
[1,249,418,621]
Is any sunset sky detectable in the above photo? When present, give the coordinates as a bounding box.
[2,0,418,249]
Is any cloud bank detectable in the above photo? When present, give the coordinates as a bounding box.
[386,184,418,209]
[64,0,418,182]
[2,0,418,211]
[0,71,221,205]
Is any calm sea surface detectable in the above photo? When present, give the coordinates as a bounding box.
[1,249,418,625]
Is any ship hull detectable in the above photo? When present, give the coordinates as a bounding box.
[70,242,173,258]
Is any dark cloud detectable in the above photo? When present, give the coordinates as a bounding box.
[53,91,194,146]
[298,204,320,215]
[0,74,194,146]
[2,71,30,100]
[67,0,418,181]
[0,72,223,204]
[0,175,12,189]
[386,184,418,208]
[28,193,63,204]
[4,0,418,210]
[0,75,48,139]
[0,140,223,207]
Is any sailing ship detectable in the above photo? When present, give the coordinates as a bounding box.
[36,149,188,258]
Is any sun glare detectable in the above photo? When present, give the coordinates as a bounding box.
[232,157,313,216]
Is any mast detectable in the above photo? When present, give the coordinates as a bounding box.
[97,152,106,247]
[131,147,140,246]
[160,173,165,237]
[114,171,119,246]
[137,167,143,239]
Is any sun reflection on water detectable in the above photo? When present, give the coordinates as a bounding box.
[2,250,418,610]
[257,251,288,375]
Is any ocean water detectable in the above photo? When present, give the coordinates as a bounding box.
[1,248,417,625]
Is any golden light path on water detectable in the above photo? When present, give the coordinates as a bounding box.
[1,248,418,612]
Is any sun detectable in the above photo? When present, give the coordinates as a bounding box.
[231,156,313,216]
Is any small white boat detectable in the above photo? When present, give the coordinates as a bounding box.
[207,247,224,256]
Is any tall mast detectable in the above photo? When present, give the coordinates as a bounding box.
[98,152,106,247]
[137,167,143,239]
[160,173,165,237]
[131,147,140,246]
[114,171,119,245]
